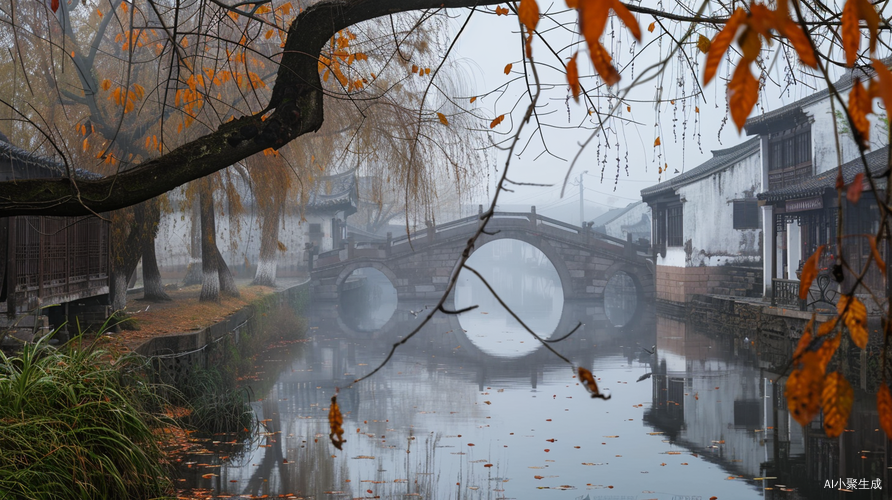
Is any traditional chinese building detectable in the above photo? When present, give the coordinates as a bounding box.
[641,138,763,304]
[746,67,890,308]
[0,140,110,341]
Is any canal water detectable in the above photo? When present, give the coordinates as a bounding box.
[176,243,888,499]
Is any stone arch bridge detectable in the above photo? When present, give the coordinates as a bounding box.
[310,210,654,302]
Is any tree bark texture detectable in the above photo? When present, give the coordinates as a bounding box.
[183,197,203,286]
[199,185,240,302]
[109,215,142,313]
[252,204,281,287]
[136,198,171,302]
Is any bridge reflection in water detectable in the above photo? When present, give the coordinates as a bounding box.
[176,282,887,500]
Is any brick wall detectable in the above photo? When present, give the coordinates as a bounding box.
[657,265,763,303]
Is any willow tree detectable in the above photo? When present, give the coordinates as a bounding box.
[243,15,487,287]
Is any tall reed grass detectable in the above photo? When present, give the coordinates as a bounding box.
[0,335,172,500]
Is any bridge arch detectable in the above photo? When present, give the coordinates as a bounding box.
[469,229,574,302]
[333,260,398,295]
[602,260,652,326]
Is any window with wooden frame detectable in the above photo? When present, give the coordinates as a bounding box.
[767,124,812,190]
[733,200,760,229]
[667,205,683,247]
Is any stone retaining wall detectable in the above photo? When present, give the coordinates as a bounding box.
[657,265,762,303]
[135,281,309,388]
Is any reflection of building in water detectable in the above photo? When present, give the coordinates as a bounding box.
[648,314,890,499]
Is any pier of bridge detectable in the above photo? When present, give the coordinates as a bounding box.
[309,209,654,303]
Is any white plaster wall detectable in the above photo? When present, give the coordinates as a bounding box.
[155,207,314,276]
[804,98,888,176]
[603,202,650,240]
[676,151,763,267]
[657,247,687,268]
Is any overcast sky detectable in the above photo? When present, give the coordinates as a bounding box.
[446,5,860,217]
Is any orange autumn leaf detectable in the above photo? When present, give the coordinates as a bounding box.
[518,0,540,33]
[837,295,868,349]
[437,112,449,126]
[504,63,513,75]
[816,330,841,372]
[868,235,886,276]
[578,366,610,399]
[577,0,640,86]
[567,52,581,102]
[653,136,661,147]
[728,63,759,132]
[329,395,346,450]
[786,351,823,426]
[849,81,872,149]
[696,34,710,54]
[870,59,892,119]
[793,317,814,360]
[495,5,509,15]
[778,19,817,68]
[847,172,865,204]
[490,114,505,128]
[648,22,655,33]
[878,385,892,438]
[704,8,747,85]
[469,96,477,103]
[799,245,824,300]
[841,0,879,67]
[821,371,853,438]
[815,312,838,335]
[588,41,619,86]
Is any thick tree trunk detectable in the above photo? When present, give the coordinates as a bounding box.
[252,205,281,287]
[109,217,142,313]
[183,197,203,286]
[199,188,222,303]
[216,244,241,298]
[137,199,171,302]
[199,187,240,302]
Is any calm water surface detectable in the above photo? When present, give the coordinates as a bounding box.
[176,263,887,499]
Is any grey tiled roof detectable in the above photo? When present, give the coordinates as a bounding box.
[306,169,357,213]
[590,201,643,227]
[757,146,890,202]
[744,60,892,135]
[641,137,761,199]
[0,140,101,181]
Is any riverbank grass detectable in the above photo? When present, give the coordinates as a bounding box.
[0,335,172,500]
